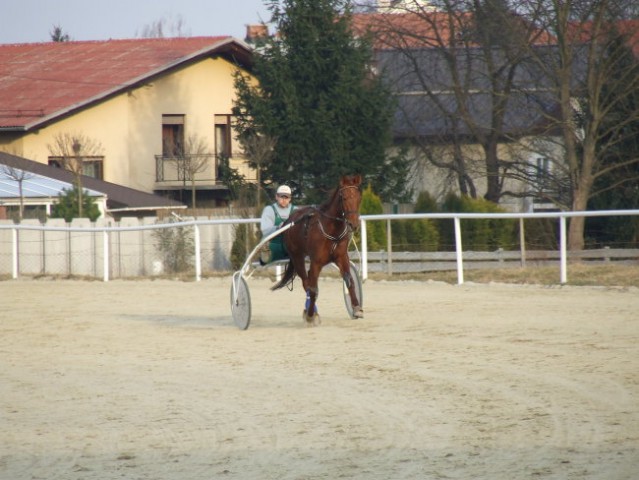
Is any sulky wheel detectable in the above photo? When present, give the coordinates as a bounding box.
[230,272,251,330]
[343,261,363,319]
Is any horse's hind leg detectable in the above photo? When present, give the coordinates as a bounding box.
[303,263,321,327]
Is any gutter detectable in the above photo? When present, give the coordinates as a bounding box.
[106,205,187,214]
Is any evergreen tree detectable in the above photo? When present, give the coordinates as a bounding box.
[50,25,71,42]
[233,0,408,203]
[51,186,100,222]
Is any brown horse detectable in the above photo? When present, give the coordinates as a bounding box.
[271,174,363,326]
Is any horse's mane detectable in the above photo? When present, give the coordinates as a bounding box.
[317,186,340,212]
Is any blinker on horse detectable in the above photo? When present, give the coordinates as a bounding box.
[271,174,364,326]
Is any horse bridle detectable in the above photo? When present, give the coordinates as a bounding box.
[339,185,361,221]
[316,185,360,245]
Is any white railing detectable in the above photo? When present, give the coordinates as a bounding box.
[0,218,257,282]
[359,209,639,284]
[1,209,638,284]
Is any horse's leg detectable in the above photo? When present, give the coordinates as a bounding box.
[290,252,309,291]
[304,261,322,326]
[336,255,363,318]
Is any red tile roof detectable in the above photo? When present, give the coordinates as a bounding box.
[0,36,252,130]
[567,19,639,58]
[351,11,556,50]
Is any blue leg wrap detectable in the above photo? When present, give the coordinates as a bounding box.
[305,290,318,314]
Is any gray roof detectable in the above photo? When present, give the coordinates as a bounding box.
[376,45,573,140]
[0,152,184,212]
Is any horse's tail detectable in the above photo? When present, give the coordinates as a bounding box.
[270,260,297,291]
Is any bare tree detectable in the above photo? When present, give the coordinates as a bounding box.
[137,14,191,38]
[0,164,34,221]
[519,0,639,249]
[47,133,103,218]
[359,0,549,203]
[359,0,639,250]
[165,134,211,208]
[239,133,277,211]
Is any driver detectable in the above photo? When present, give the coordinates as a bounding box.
[259,184,295,264]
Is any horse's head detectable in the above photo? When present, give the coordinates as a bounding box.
[339,174,363,231]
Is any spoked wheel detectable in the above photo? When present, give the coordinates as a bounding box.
[343,261,363,319]
[230,272,251,330]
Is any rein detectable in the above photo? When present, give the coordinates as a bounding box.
[314,185,360,248]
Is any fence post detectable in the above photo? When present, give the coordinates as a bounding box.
[12,227,18,279]
[519,218,526,267]
[360,219,368,281]
[103,230,109,282]
[559,215,567,284]
[386,218,393,275]
[194,224,201,282]
[454,216,464,285]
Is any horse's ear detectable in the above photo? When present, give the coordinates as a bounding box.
[341,174,362,187]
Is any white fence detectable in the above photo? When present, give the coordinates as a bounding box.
[0,217,248,281]
[1,209,638,284]
[359,209,639,284]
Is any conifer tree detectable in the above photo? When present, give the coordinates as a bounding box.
[234,0,407,203]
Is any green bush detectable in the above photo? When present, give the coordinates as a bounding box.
[230,221,259,270]
[519,218,559,250]
[408,191,440,251]
[358,184,387,251]
[414,190,439,213]
[440,193,517,251]
[153,218,194,274]
[51,186,101,222]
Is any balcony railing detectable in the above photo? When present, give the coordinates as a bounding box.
[155,154,257,188]
[155,154,219,186]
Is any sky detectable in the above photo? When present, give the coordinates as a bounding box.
[0,0,272,44]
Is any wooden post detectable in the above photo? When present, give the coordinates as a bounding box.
[519,218,526,267]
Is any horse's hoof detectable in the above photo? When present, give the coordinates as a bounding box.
[353,306,364,319]
[303,311,321,327]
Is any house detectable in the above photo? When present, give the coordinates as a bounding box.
[0,36,255,208]
[352,10,566,212]
[0,151,184,220]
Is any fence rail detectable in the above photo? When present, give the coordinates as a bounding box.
[354,248,639,274]
[1,209,638,284]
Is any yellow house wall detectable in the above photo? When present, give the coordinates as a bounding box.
[4,56,249,193]
[16,94,131,182]
[126,56,244,191]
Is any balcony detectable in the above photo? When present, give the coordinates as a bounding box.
[154,154,221,189]
[154,154,257,190]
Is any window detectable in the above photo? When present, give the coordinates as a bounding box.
[48,156,104,180]
[214,114,232,158]
[535,157,550,191]
[162,114,185,158]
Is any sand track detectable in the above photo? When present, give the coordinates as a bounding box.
[1,277,638,479]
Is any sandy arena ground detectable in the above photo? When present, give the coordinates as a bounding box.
[1,276,638,479]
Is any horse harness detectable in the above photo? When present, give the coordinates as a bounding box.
[306,185,359,254]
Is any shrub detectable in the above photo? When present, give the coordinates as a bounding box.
[153,218,194,273]
[440,193,517,251]
[51,186,101,222]
[358,184,387,251]
[230,220,259,270]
